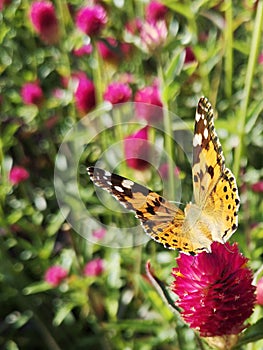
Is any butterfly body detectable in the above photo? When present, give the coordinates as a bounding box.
[88,97,240,255]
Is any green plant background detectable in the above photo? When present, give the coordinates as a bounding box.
[0,0,263,349]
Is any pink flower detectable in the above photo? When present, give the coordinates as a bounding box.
[140,20,168,52]
[124,126,152,170]
[145,1,168,23]
[76,5,107,37]
[258,51,263,64]
[29,1,60,44]
[44,265,68,287]
[171,242,256,337]
[21,82,44,106]
[184,46,196,64]
[9,166,29,184]
[104,82,132,104]
[134,84,163,123]
[84,258,104,277]
[92,228,106,240]
[0,0,11,11]
[73,43,93,57]
[74,73,96,114]
[256,277,263,305]
[251,181,263,193]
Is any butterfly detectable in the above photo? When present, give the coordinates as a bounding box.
[87,97,240,255]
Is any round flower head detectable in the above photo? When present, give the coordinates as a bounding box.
[104,82,132,104]
[29,1,60,44]
[251,181,263,193]
[84,258,104,277]
[76,5,107,37]
[140,20,168,52]
[21,82,44,106]
[145,1,168,23]
[74,73,96,114]
[134,84,163,123]
[171,242,256,337]
[9,166,29,184]
[124,126,152,170]
[44,265,67,287]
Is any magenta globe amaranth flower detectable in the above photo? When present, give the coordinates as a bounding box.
[45,265,68,287]
[145,1,168,23]
[84,258,104,277]
[251,181,263,193]
[124,126,152,170]
[104,82,132,104]
[76,5,107,37]
[171,242,256,338]
[29,1,60,44]
[9,166,29,184]
[74,73,96,114]
[134,84,163,123]
[21,82,44,106]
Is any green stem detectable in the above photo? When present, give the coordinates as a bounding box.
[158,63,175,199]
[233,1,263,178]
[92,40,104,105]
[224,0,233,98]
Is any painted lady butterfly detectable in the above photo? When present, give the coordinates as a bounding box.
[87,97,240,255]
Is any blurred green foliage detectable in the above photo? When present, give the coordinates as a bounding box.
[0,0,263,349]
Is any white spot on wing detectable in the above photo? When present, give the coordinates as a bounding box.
[195,112,201,122]
[203,128,209,139]
[114,186,124,193]
[193,133,202,147]
[122,179,134,189]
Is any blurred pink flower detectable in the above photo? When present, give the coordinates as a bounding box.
[159,163,180,180]
[21,82,44,106]
[259,52,263,64]
[92,228,106,240]
[29,1,60,44]
[74,73,96,114]
[73,43,93,57]
[84,258,104,276]
[256,277,263,305]
[184,46,196,64]
[124,126,152,170]
[171,242,256,337]
[104,82,132,104]
[140,20,168,52]
[251,181,263,193]
[134,84,163,123]
[9,166,29,184]
[45,265,68,286]
[145,1,168,23]
[0,0,11,11]
[76,5,107,36]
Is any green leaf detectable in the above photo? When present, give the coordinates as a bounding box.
[165,49,185,81]
[23,281,52,295]
[235,318,263,347]
[46,207,70,236]
[53,303,75,326]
